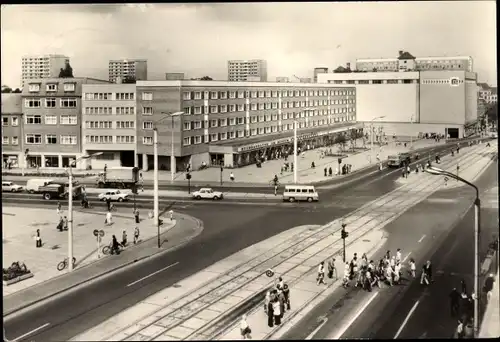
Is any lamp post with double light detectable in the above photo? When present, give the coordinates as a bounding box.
[369,116,386,163]
[426,166,481,337]
[67,152,103,272]
[154,112,184,247]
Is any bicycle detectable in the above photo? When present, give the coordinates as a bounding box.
[102,243,123,255]
[57,257,76,271]
[269,180,280,187]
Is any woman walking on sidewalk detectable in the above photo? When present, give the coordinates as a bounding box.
[317,262,326,285]
[240,315,252,339]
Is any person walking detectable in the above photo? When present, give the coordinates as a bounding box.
[240,315,251,339]
[408,258,416,278]
[327,258,337,280]
[396,248,402,264]
[267,293,274,328]
[134,208,140,224]
[105,211,113,225]
[34,229,42,248]
[134,227,140,244]
[57,201,62,217]
[121,230,128,246]
[283,284,291,310]
[317,262,326,285]
[449,288,461,317]
[264,290,271,314]
[278,287,286,317]
[272,298,281,325]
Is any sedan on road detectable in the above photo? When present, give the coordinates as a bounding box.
[2,181,23,192]
[192,188,224,200]
[98,190,130,202]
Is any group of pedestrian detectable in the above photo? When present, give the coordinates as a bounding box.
[264,277,291,328]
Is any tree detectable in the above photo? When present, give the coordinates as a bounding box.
[485,103,498,125]
[349,129,358,150]
[1,86,12,93]
[59,61,74,78]
[122,76,136,84]
[334,134,347,152]
[200,76,213,80]
[12,88,21,93]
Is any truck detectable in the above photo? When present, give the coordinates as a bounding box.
[96,166,139,189]
[387,153,411,168]
[39,181,83,200]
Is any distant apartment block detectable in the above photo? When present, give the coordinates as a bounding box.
[314,67,329,83]
[478,83,497,104]
[276,77,289,83]
[108,59,148,83]
[356,51,473,73]
[81,84,137,169]
[2,94,23,168]
[300,78,312,83]
[228,59,267,82]
[21,54,69,87]
[19,77,110,169]
[165,73,185,81]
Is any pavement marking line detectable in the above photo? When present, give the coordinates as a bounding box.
[11,323,50,341]
[305,317,328,340]
[402,252,411,263]
[418,235,426,243]
[393,300,420,339]
[330,292,379,339]
[126,262,180,287]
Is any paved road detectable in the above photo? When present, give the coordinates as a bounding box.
[282,160,498,340]
[3,141,483,341]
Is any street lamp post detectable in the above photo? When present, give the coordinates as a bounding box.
[67,152,103,272]
[370,116,386,163]
[426,166,481,337]
[292,108,314,184]
[410,114,414,149]
[155,112,183,248]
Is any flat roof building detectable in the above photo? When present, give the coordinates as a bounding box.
[165,73,185,81]
[1,94,23,168]
[314,67,329,83]
[108,59,148,83]
[21,54,69,87]
[20,77,111,170]
[228,60,268,82]
[135,80,359,171]
[81,84,137,169]
[318,70,478,138]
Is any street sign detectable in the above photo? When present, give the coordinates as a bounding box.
[265,269,274,277]
[99,230,105,237]
[93,229,99,237]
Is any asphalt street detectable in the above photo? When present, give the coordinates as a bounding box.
[2,141,486,341]
[282,159,498,340]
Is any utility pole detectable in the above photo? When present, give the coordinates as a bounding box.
[341,223,348,262]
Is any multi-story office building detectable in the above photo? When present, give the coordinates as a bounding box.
[136,80,358,171]
[81,84,137,169]
[318,70,478,138]
[1,94,23,168]
[21,54,69,87]
[356,51,473,73]
[478,83,498,104]
[108,59,148,83]
[228,60,268,82]
[314,67,329,83]
[20,77,110,169]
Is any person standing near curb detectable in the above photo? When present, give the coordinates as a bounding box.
[134,226,140,244]
[34,229,42,248]
[317,261,326,285]
[240,315,251,339]
[134,208,140,224]
[272,296,281,325]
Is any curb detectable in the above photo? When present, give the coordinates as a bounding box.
[3,214,203,318]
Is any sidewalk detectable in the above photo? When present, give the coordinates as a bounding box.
[2,206,176,297]
[479,272,499,338]
[70,142,494,341]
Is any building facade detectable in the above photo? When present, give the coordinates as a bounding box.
[136,80,358,170]
[276,77,290,83]
[20,77,110,169]
[1,94,24,168]
[81,84,137,169]
[108,59,148,83]
[478,83,498,104]
[165,73,185,81]
[356,52,473,73]
[21,54,69,87]
[318,70,477,138]
[227,60,268,82]
[314,67,329,83]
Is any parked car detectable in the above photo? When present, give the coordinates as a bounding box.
[192,188,224,200]
[98,190,130,202]
[2,181,23,192]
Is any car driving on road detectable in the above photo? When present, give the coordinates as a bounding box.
[192,188,224,200]
[98,190,130,202]
[387,153,411,168]
[2,181,23,192]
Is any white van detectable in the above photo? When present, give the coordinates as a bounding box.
[26,179,53,193]
[282,185,319,203]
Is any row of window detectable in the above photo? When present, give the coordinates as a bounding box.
[84,92,135,101]
[330,80,417,85]
[25,115,78,125]
[2,117,19,126]
[421,79,465,84]
[25,98,77,108]
[2,136,19,145]
[28,83,76,93]
[140,116,355,147]
[24,134,78,145]
[84,107,135,115]
[85,135,135,144]
[85,121,135,129]
[179,89,353,101]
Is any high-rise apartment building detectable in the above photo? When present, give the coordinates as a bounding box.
[21,54,70,87]
[108,59,148,83]
[314,67,329,83]
[227,60,267,82]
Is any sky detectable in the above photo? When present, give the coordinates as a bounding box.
[1,2,497,89]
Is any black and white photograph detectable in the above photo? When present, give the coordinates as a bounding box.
[1,2,498,341]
